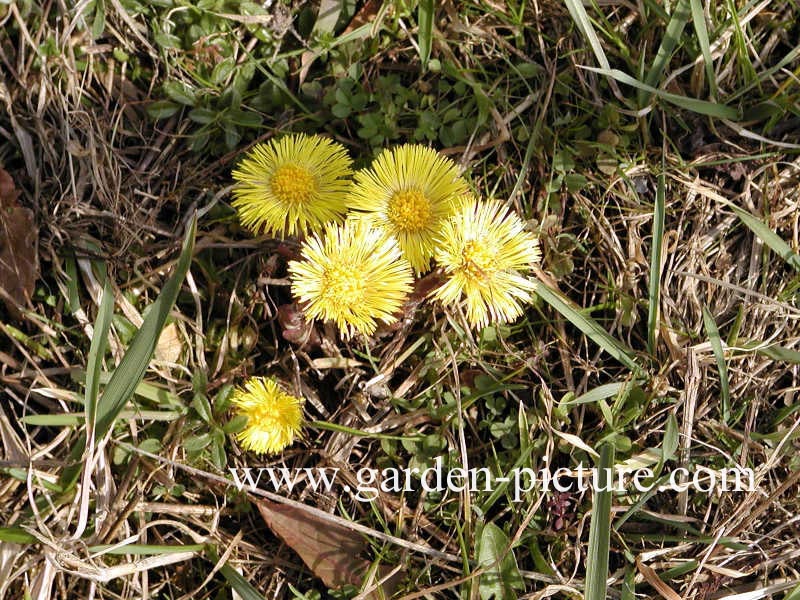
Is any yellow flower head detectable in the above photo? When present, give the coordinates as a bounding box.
[288,218,414,338]
[231,134,353,238]
[434,198,540,329]
[347,144,469,274]
[232,377,304,455]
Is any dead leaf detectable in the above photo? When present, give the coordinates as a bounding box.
[636,556,682,600]
[256,500,400,596]
[0,168,37,320]
[342,0,382,35]
[155,322,183,363]
[277,302,321,349]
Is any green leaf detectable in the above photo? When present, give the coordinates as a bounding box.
[163,81,197,106]
[212,58,235,85]
[207,547,269,600]
[689,0,717,98]
[641,0,691,105]
[192,393,213,424]
[582,67,740,119]
[189,108,217,124]
[477,522,525,600]
[85,279,114,430]
[533,281,645,376]
[585,444,615,600]
[0,527,36,544]
[783,582,800,600]
[22,410,181,427]
[756,345,800,363]
[729,205,800,272]
[223,414,248,434]
[93,216,196,439]
[184,433,212,453]
[313,0,343,34]
[561,381,642,407]
[60,216,196,490]
[417,0,434,71]
[91,0,106,39]
[147,100,180,120]
[662,412,679,461]
[562,0,611,71]
[647,173,665,354]
[703,306,730,423]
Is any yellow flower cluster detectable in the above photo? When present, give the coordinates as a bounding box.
[228,135,542,455]
[231,377,304,455]
[231,134,541,336]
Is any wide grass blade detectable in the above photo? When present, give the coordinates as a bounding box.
[417,0,434,71]
[93,215,196,439]
[562,0,611,71]
[85,278,114,430]
[60,216,196,489]
[207,546,268,600]
[585,443,615,600]
[729,205,800,271]
[641,0,691,105]
[562,381,642,407]
[647,173,665,355]
[702,306,730,423]
[582,67,739,119]
[533,281,645,376]
[689,0,717,98]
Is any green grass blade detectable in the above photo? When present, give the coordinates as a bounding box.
[622,565,636,600]
[93,215,196,439]
[417,0,434,71]
[647,173,665,355]
[702,306,730,423]
[533,281,645,376]
[313,0,343,35]
[22,410,182,426]
[729,205,800,271]
[562,0,611,70]
[207,547,267,600]
[582,67,739,119]
[85,278,114,429]
[756,345,800,363]
[59,216,196,490]
[585,443,615,600]
[783,582,800,600]
[0,526,37,544]
[561,381,642,407]
[689,0,717,98]
[641,0,691,105]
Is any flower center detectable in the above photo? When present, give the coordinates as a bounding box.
[461,239,496,281]
[270,164,317,205]
[321,263,366,306]
[387,188,432,232]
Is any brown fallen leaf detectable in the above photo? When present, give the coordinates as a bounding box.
[0,168,37,320]
[256,499,400,596]
[636,555,683,600]
[342,0,382,35]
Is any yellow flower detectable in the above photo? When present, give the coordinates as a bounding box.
[232,377,304,455]
[434,198,540,329]
[347,144,469,274]
[288,218,414,338]
[231,134,353,237]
